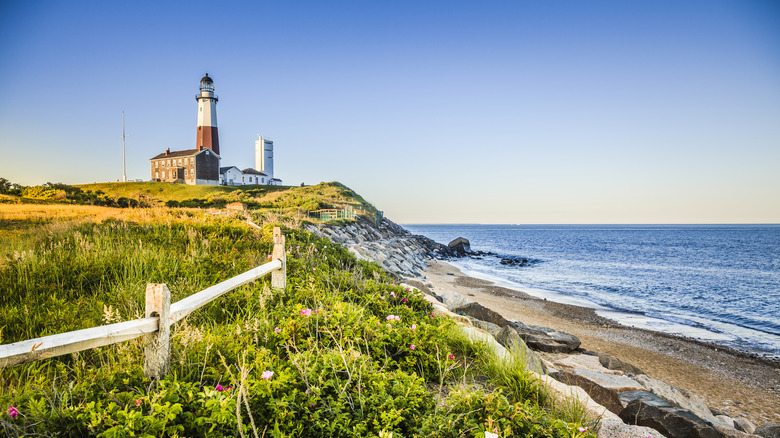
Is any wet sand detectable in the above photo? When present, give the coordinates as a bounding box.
[414,260,780,426]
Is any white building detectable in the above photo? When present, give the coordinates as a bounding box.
[242,168,268,185]
[219,166,243,186]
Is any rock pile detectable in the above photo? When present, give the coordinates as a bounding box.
[421,287,769,438]
[304,217,454,277]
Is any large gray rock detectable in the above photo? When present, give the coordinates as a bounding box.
[550,369,625,415]
[494,326,546,375]
[454,302,511,327]
[755,424,780,438]
[633,374,729,429]
[514,322,581,353]
[597,418,667,438]
[734,418,757,434]
[448,237,471,255]
[620,397,727,438]
[437,290,472,311]
[469,318,502,336]
[586,351,644,375]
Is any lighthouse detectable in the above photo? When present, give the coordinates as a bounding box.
[196,73,219,155]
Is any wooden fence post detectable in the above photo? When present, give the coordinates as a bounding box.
[144,283,171,380]
[271,227,286,289]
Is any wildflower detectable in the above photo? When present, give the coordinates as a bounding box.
[404,287,410,291]
[578,427,588,433]
[267,254,272,259]
[314,248,318,252]
[313,309,320,314]
[380,296,385,300]
[430,313,435,318]
[448,354,455,360]
[8,405,18,418]
[390,292,396,298]
[262,370,274,380]
[410,344,416,350]
[226,386,233,391]
[401,298,408,303]
[410,324,416,330]
[300,308,312,316]
[296,245,300,249]
[313,268,316,271]
[274,327,281,333]
[216,384,225,392]
[386,315,394,321]
[134,399,142,407]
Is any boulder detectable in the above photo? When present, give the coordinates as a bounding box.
[734,419,757,434]
[494,326,546,375]
[620,397,727,438]
[536,373,622,422]
[513,323,581,353]
[437,290,472,311]
[717,416,735,428]
[597,418,668,438]
[554,354,624,375]
[587,351,645,375]
[469,318,502,336]
[755,424,780,438]
[549,369,625,415]
[454,302,511,327]
[633,374,728,429]
[448,237,471,255]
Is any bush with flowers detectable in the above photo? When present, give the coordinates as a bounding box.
[0,208,597,437]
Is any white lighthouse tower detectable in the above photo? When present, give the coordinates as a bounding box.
[255,135,274,180]
[196,73,220,155]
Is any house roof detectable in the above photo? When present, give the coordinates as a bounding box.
[150,148,220,160]
[242,168,268,176]
[219,166,241,173]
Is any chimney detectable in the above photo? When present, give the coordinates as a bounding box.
[166,148,170,155]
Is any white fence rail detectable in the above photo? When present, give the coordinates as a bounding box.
[0,227,287,379]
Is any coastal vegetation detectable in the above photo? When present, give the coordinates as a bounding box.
[0,185,596,437]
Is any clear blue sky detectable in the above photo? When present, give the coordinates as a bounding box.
[1,0,779,223]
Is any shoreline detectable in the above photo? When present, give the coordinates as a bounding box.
[414,259,780,425]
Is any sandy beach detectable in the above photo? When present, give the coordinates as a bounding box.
[414,260,780,426]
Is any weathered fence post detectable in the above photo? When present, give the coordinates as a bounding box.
[271,226,286,289]
[144,283,171,380]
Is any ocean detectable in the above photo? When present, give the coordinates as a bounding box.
[403,224,780,358]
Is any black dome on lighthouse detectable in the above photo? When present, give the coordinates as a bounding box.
[200,74,213,84]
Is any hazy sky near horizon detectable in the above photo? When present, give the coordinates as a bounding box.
[1,0,779,224]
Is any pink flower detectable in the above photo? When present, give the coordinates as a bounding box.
[262,370,274,380]
[8,405,17,419]
[410,344,416,350]
[267,254,272,259]
[578,426,588,433]
[390,292,396,297]
[313,309,320,314]
[296,245,300,249]
[380,296,385,300]
[313,268,316,271]
[314,248,318,252]
[410,324,416,330]
[430,313,435,318]
[300,308,312,316]
[226,386,233,390]
[216,384,225,392]
[401,298,408,303]
[274,327,281,333]
[448,354,455,360]
[134,399,142,407]
[404,287,410,291]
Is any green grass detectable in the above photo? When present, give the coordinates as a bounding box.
[0,204,595,437]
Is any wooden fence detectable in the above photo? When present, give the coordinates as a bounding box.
[0,227,287,379]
